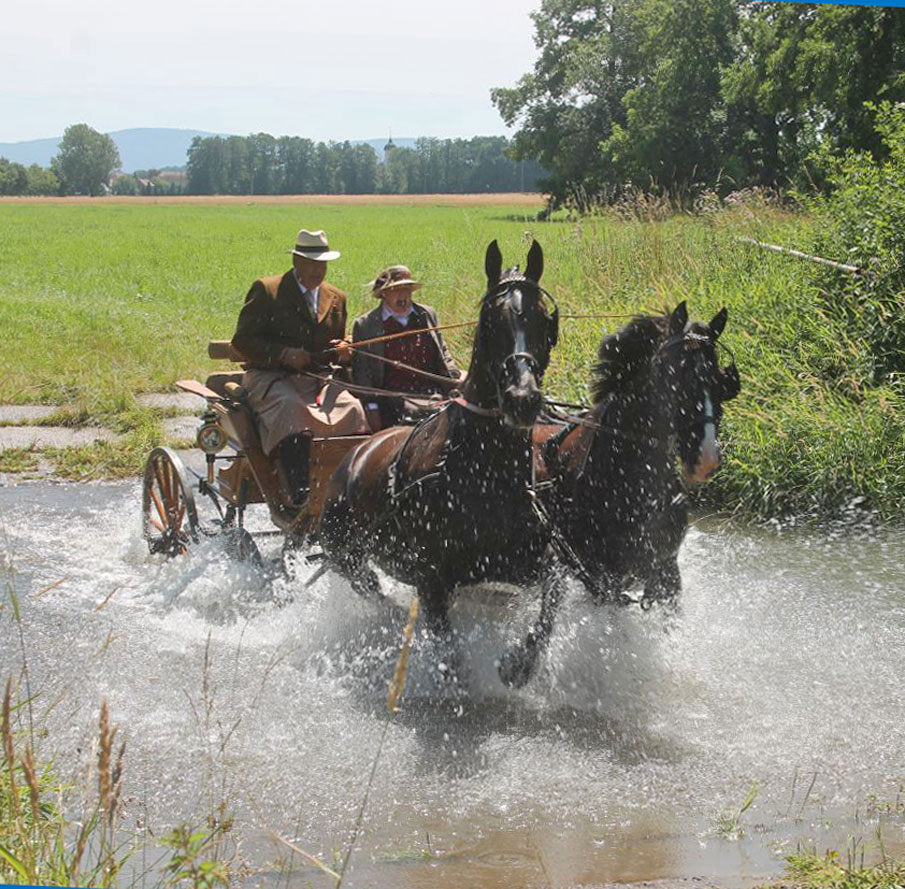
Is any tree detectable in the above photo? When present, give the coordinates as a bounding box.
[0,158,28,195]
[112,174,139,195]
[492,0,646,206]
[25,164,59,196]
[722,2,905,188]
[51,124,121,196]
[494,0,905,204]
[602,0,737,189]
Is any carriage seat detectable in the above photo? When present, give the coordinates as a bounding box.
[205,371,245,397]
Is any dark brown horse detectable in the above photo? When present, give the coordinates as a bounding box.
[498,303,741,687]
[319,240,559,657]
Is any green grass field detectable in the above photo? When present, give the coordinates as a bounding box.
[1,199,902,519]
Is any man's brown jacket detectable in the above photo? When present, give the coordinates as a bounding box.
[231,270,347,371]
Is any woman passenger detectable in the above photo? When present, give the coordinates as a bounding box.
[351,265,463,431]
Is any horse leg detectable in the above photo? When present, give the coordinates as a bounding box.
[418,577,462,685]
[344,552,384,603]
[641,557,681,611]
[498,565,565,689]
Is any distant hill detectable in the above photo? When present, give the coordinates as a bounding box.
[0,130,444,172]
[0,128,222,171]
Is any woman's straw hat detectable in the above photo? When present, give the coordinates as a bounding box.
[370,265,423,296]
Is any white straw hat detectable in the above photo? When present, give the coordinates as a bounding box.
[289,229,340,261]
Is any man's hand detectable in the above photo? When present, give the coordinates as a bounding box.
[330,338,354,364]
[280,347,311,371]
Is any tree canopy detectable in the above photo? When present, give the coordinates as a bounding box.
[493,0,905,206]
[0,158,59,195]
[185,134,543,195]
[51,124,121,196]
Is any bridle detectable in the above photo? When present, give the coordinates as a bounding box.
[481,273,558,414]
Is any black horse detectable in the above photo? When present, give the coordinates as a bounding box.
[319,240,559,655]
[499,302,741,687]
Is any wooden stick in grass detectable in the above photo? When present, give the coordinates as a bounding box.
[736,236,864,276]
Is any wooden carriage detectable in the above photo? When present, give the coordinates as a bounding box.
[140,339,369,562]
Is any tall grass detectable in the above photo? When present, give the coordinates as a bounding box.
[1,679,132,887]
[1,200,902,519]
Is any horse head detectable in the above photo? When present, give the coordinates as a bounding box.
[468,239,559,429]
[657,303,740,484]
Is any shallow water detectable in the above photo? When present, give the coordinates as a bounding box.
[2,480,905,888]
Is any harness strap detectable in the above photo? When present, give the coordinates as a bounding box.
[526,476,636,608]
[451,396,501,418]
[544,402,670,449]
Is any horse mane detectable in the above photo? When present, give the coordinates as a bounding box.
[590,313,669,404]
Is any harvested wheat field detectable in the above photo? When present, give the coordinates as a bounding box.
[0,192,546,206]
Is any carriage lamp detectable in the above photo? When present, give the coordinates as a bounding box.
[196,420,227,454]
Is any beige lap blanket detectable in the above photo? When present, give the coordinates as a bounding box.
[243,369,368,455]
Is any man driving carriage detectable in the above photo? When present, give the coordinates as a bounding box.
[230,228,368,508]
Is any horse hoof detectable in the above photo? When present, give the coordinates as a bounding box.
[497,647,535,689]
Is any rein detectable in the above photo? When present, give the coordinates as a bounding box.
[348,348,463,388]
[339,320,476,351]
[301,370,451,403]
[543,401,672,449]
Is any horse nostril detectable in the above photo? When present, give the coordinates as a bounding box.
[501,384,543,427]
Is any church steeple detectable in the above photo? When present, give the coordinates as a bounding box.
[383,131,396,164]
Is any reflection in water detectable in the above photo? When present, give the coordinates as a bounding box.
[2,482,905,887]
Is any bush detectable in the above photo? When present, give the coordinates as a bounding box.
[808,102,905,383]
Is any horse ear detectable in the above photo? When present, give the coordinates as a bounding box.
[669,301,688,335]
[525,240,543,283]
[485,240,502,285]
[709,307,728,340]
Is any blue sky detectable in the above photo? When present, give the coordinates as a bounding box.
[2,0,541,142]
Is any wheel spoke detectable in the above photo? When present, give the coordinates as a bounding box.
[155,460,171,507]
[166,460,178,509]
[150,486,167,525]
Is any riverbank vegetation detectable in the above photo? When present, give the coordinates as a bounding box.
[780,847,905,889]
[1,154,904,520]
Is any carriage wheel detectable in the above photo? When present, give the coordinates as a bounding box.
[142,447,199,557]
